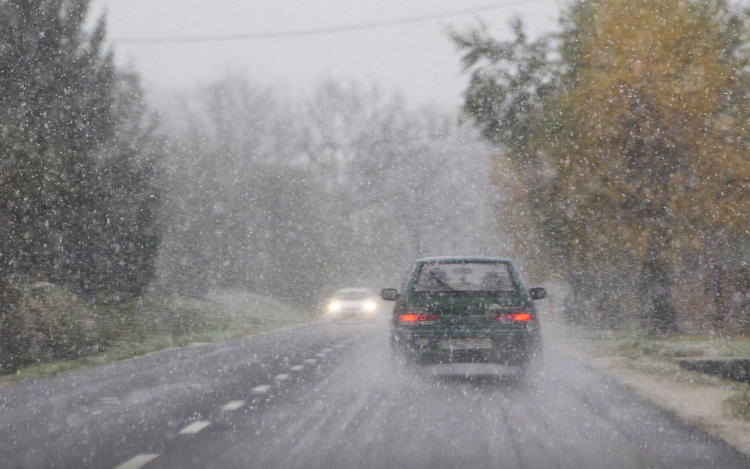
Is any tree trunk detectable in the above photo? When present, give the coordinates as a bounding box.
[566,269,586,325]
[711,262,725,335]
[645,242,677,335]
[0,280,27,374]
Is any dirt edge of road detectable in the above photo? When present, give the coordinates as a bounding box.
[555,339,750,457]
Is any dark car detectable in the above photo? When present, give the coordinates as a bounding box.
[381,257,546,367]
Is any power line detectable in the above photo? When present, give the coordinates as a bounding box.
[111,0,544,45]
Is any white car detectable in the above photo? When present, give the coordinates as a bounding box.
[325,288,379,322]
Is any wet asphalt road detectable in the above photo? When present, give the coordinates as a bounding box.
[1,321,749,469]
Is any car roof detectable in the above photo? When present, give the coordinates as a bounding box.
[415,256,514,264]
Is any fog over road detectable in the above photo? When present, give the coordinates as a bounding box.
[1,321,748,469]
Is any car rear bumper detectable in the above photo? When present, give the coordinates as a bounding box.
[391,329,540,364]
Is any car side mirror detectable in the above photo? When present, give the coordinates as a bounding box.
[529,287,547,300]
[381,288,399,301]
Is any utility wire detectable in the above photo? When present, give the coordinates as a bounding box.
[111,0,544,45]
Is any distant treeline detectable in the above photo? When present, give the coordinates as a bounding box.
[156,78,501,303]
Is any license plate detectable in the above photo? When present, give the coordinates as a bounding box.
[440,338,492,350]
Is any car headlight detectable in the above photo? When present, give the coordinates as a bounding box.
[363,301,376,311]
[328,301,341,311]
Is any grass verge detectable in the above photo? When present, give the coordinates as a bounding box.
[0,288,316,387]
[562,326,750,421]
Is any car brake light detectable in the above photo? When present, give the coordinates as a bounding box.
[399,314,439,324]
[494,312,532,322]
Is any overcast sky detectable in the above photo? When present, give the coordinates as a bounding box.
[90,0,562,107]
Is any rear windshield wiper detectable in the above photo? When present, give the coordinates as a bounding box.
[429,273,455,291]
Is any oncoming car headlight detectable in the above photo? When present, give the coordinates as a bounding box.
[328,301,341,311]
[363,301,376,311]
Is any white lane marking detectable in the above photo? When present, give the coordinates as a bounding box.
[99,397,120,406]
[113,453,159,469]
[179,420,211,434]
[251,385,272,394]
[274,374,290,381]
[334,344,343,348]
[304,359,316,365]
[290,365,304,371]
[323,348,333,353]
[221,400,246,411]
[315,353,325,358]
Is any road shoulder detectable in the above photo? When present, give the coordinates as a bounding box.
[553,335,750,457]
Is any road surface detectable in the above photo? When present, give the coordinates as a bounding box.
[1,321,748,469]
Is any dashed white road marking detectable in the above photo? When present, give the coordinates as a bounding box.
[334,344,343,348]
[179,420,211,435]
[251,385,272,394]
[323,348,333,353]
[113,453,159,469]
[99,397,120,406]
[274,374,290,381]
[221,400,246,411]
[290,365,304,371]
[315,353,325,358]
[304,359,317,365]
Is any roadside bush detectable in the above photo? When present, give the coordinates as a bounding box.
[0,279,102,372]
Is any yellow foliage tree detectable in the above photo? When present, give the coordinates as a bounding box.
[545,0,750,332]
[490,150,554,282]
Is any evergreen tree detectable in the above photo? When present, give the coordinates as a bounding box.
[0,0,162,297]
[79,73,162,299]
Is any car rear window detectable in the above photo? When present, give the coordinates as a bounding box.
[412,262,517,297]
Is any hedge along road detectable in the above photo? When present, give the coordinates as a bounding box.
[0,320,747,469]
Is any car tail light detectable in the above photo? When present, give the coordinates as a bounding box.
[399,314,439,325]
[494,312,532,322]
